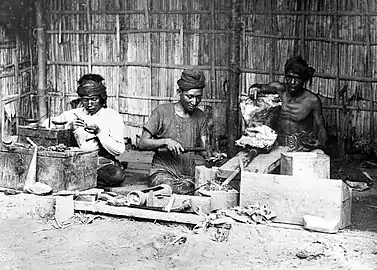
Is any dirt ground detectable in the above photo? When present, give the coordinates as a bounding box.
[1,191,377,270]
[1,156,377,269]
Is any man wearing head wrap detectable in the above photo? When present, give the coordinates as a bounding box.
[249,55,328,151]
[43,73,126,187]
[138,69,210,194]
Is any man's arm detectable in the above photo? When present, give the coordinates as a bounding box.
[96,112,125,156]
[248,81,285,97]
[138,128,185,155]
[312,96,328,147]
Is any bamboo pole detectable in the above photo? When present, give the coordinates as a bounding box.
[46,28,232,35]
[333,0,343,157]
[35,0,48,123]
[266,0,275,81]
[143,0,151,120]
[44,27,377,46]
[299,0,306,57]
[29,4,34,96]
[0,81,3,148]
[86,0,92,73]
[13,46,20,134]
[364,0,374,143]
[210,0,216,99]
[44,59,377,83]
[115,0,121,113]
[227,0,242,157]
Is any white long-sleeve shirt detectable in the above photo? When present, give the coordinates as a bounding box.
[47,107,125,156]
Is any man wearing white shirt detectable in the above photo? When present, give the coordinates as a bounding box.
[47,74,126,187]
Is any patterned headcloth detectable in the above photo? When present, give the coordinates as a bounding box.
[177,69,206,91]
[284,55,316,85]
[76,74,107,96]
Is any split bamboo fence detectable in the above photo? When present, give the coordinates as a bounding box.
[1,0,377,156]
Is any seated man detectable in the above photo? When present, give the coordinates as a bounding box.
[138,69,210,194]
[249,55,328,151]
[44,74,126,187]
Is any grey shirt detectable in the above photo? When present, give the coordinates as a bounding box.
[144,103,207,176]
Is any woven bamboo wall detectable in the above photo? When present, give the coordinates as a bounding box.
[44,0,231,145]
[32,0,377,152]
[241,0,377,152]
[0,21,34,137]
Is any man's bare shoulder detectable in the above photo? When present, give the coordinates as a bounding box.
[268,81,285,90]
[303,89,322,104]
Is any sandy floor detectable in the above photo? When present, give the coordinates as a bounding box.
[1,154,377,269]
[1,192,377,270]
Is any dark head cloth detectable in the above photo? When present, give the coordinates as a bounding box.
[76,74,107,96]
[284,55,316,84]
[177,69,206,91]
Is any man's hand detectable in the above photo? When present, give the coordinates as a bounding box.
[248,84,261,99]
[73,118,87,130]
[164,138,185,155]
[84,124,100,135]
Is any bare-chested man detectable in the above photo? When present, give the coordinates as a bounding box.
[249,55,328,150]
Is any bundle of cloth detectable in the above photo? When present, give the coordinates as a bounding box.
[237,93,281,152]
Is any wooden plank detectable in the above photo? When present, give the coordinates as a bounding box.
[245,146,289,173]
[147,194,211,214]
[207,189,239,211]
[240,171,352,229]
[118,149,154,164]
[74,201,204,225]
[109,179,212,214]
[217,149,257,178]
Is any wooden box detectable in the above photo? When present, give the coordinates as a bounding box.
[18,126,74,147]
[280,151,330,178]
[240,171,352,229]
[195,165,240,211]
[0,147,98,192]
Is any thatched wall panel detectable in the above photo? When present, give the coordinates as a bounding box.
[39,0,377,150]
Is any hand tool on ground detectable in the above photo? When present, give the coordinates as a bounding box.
[157,147,207,153]
[23,138,38,192]
[164,194,176,212]
[171,199,192,212]
[126,184,172,206]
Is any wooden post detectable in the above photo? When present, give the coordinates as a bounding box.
[299,1,306,58]
[333,0,344,157]
[364,1,374,144]
[12,47,20,134]
[115,0,121,113]
[227,0,242,157]
[0,85,3,148]
[86,0,92,73]
[35,0,48,123]
[267,0,277,81]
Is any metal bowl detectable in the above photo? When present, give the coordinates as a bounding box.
[24,118,38,124]
[52,120,68,126]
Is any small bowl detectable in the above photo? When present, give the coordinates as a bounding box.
[24,118,39,127]
[24,118,38,124]
[52,120,68,129]
[52,120,68,126]
[2,135,13,145]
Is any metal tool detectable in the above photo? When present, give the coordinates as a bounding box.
[126,184,172,206]
[164,194,176,213]
[157,147,207,153]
